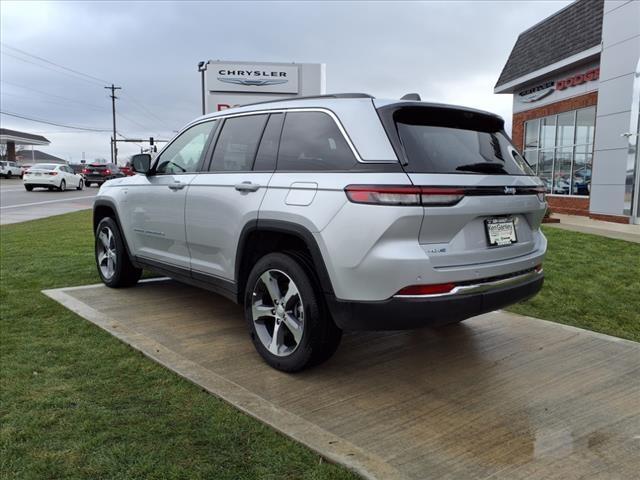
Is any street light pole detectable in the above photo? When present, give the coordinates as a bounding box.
[198,61,207,115]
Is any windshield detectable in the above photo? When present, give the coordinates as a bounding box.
[391,107,534,176]
[32,164,58,170]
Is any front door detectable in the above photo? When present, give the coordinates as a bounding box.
[186,112,281,282]
[126,120,217,269]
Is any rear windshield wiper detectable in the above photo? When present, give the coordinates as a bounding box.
[456,162,508,174]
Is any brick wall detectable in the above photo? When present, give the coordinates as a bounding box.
[511,91,598,152]
[512,91,599,217]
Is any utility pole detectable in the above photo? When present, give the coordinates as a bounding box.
[105,84,122,164]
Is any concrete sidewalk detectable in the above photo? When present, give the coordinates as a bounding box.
[546,213,640,243]
[44,279,640,480]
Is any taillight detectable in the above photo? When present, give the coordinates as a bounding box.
[82,168,89,174]
[344,185,464,206]
[396,283,456,296]
[48,172,58,176]
[104,169,111,175]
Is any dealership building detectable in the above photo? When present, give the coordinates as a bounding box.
[495,0,639,224]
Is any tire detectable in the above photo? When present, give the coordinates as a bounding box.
[25,185,33,191]
[244,252,342,372]
[59,179,66,191]
[77,179,84,190]
[48,187,53,191]
[95,217,142,288]
[85,181,92,187]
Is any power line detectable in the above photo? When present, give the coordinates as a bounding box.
[1,80,108,111]
[0,110,111,132]
[1,42,111,85]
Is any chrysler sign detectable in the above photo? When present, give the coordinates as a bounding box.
[209,63,299,94]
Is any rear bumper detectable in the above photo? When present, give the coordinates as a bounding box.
[326,269,543,331]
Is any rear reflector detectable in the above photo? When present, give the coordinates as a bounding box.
[396,283,456,296]
[345,185,463,206]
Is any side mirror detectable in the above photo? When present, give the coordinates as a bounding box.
[131,154,152,174]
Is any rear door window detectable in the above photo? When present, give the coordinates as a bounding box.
[391,107,534,176]
[277,111,356,171]
[210,114,268,172]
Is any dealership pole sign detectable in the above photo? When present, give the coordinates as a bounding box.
[516,66,600,109]
[203,61,324,113]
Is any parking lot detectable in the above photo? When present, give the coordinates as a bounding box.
[0,177,96,225]
[45,278,640,480]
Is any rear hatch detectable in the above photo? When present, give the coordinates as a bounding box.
[376,102,546,268]
[85,164,109,177]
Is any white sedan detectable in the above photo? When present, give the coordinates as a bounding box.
[23,163,85,191]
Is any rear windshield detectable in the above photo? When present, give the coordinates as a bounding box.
[392,107,534,176]
[32,164,57,170]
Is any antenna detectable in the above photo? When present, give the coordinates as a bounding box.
[401,93,421,101]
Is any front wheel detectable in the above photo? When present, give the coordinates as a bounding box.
[95,217,142,288]
[244,252,342,372]
[59,179,66,191]
[25,185,33,191]
[76,179,84,190]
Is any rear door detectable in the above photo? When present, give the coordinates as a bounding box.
[377,104,546,268]
[186,112,277,283]
[124,120,217,269]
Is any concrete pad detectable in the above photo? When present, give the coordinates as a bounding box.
[44,279,640,480]
[547,214,640,243]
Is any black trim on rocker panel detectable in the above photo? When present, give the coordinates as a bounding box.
[134,256,238,302]
[235,219,335,298]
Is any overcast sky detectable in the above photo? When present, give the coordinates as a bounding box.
[1,0,571,163]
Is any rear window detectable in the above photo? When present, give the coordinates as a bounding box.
[32,164,57,170]
[391,107,534,176]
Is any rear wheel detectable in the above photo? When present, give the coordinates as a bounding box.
[76,179,84,190]
[95,217,142,288]
[244,252,342,372]
[85,181,92,187]
[24,185,33,191]
[59,179,66,191]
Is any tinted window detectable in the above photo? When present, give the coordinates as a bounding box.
[156,121,215,174]
[393,107,534,176]
[278,112,356,171]
[210,115,268,172]
[253,114,284,171]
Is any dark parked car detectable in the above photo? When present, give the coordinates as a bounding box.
[83,163,124,187]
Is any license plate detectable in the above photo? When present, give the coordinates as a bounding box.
[485,217,517,247]
[35,172,42,176]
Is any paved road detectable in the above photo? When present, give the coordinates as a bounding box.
[0,177,97,225]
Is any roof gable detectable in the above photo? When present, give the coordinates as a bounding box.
[495,0,603,88]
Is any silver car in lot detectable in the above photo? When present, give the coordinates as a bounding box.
[93,93,546,371]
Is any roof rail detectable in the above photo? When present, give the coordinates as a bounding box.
[241,93,374,108]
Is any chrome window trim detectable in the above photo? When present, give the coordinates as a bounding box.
[176,107,364,163]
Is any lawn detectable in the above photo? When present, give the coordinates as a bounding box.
[1,211,638,479]
[0,210,358,480]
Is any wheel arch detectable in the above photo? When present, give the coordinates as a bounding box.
[93,199,136,262]
[235,220,335,304]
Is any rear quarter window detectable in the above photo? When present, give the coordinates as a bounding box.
[277,111,356,171]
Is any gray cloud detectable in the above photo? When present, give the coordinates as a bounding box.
[1,0,570,162]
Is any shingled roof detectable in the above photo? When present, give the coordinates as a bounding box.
[495,0,603,88]
[0,128,50,145]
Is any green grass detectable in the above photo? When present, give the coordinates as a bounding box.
[0,210,358,480]
[1,213,639,480]
[507,226,640,341]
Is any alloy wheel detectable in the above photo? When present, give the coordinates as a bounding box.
[97,226,117,280]
[251,269,304,357]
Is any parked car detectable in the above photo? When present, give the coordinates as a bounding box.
[23,163,85,191]
[83,163,124,187]
[1,161,20,178]
[20,164,33,178]
[93,93,547,372]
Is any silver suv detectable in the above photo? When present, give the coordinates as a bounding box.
[93,93,546,371]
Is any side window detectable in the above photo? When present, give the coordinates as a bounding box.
[253,113,284,171]
[210,114,268,172]
[156,121,216,174]
[277,112,356,171]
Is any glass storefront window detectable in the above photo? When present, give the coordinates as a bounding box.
[524,119,540,149]
[522,106,596,196]
[573,145,592,195]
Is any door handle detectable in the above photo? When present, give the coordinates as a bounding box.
[168,182,186,191]
[234,181,260,192]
